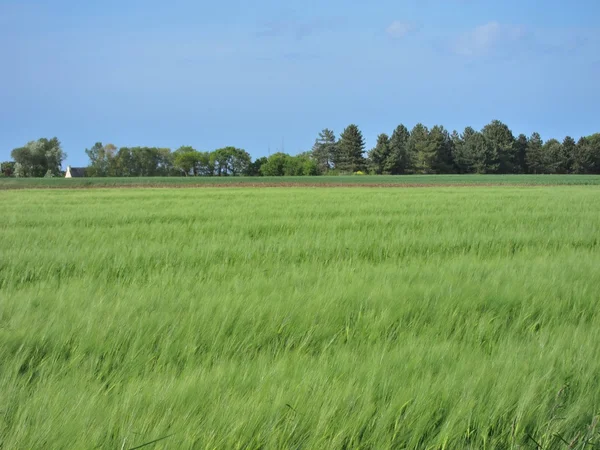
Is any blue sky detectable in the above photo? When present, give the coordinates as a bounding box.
[1,0,599,166]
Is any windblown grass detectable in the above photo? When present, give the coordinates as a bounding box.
[1,187,599,449]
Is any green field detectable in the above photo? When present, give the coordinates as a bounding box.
[1,186,600,449]
[2,174,600,189]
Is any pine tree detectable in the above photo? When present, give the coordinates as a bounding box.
[573,134,600,174]
[561,136,576,174]
[482,120,515,173]
[470,132,493,174]
[542,139,564,174]
[449,130,463,172]
[385,124,411,174]
[525,132,545,174]
[409,124,454,174]
[514,134,528,174]
[368,134,390,174]
[452,127,474,173]
[428,125,454,173]
[589,134,600,173]
[311,129,337,173]
[408,124,431,173]
[337,124,366,173]
[457,128,493,174]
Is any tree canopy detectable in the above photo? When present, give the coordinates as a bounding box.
[6,123,600,177]
[11,138,66,177]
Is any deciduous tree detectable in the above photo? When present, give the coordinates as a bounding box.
[10,137,66,177]
[174,147,203,176]
[0,161,15,177]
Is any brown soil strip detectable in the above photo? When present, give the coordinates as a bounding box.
[0,182,587,190]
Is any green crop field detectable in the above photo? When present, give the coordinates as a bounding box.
[2,174,600,189]
[1,185,600,449]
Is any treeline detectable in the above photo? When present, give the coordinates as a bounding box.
[3,120,600,177]
[324,122,600,175]
[82,144,319,177]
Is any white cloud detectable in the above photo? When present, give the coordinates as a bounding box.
[386,21,414,39]
[453,22,525,56]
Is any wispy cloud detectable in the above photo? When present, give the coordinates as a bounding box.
[386,21,415,39]
[453,22,526,57]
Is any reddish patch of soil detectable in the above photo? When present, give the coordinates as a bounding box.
[2,182,557,190]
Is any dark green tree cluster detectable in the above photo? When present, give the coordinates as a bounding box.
[311,125,367,174]
[360,121,600,175]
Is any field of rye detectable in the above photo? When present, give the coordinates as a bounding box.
[1,185,600,449]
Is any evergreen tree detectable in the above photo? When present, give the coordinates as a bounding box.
[409,124,453,174]
[514,134,528,174]
[337,124,366,173]
[368,134,390,174]
[482,120,515,173]
[458,128,494,174]
[573,134,600,174]
[573,137,592,174]
[525,132,545,174]
[470,132,493,174]
[428,125,454,173]
[588,134,600,173]
[386,124,411,174]
[452,127,474,173]
[561,136,576,174]
[542,139,564,174]
[450,130,464,173]
[408,124,431,173]
[311,129,337,173]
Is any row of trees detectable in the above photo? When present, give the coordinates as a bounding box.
[4,121,600,177]
[312,122,600,175]
[83,144,318,177]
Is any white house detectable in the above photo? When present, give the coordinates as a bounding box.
[65,166,86,178]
